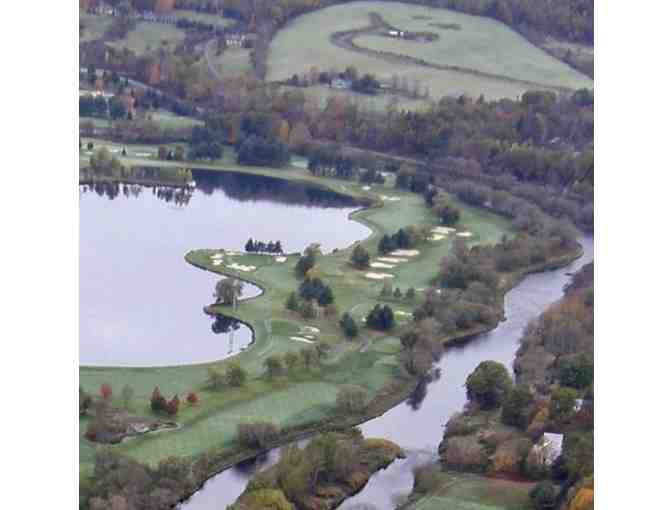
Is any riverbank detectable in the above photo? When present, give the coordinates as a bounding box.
[79,141,581,510]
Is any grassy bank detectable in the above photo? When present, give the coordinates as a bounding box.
[79,145,514,478]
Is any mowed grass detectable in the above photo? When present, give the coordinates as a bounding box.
[409,472,535,510]
[205,47,253,76]
[80,12,114,42]
[79,137,512,475]
[267,1,593,100]
[107,21,187,56]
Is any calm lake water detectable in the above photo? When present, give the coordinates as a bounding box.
[180,237,593,510]
[79,170,370,367]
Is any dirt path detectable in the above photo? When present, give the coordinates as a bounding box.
[329,12,573,95]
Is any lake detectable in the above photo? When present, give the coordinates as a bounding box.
[79,170,370,367]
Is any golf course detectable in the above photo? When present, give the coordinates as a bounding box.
[79,141,515,481]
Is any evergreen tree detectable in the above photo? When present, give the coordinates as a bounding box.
[285,291,299,312]
[350,244,371,269]
[339,312,359,338]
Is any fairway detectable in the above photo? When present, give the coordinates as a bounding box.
[267,1,593,99]
[79,146,514,477]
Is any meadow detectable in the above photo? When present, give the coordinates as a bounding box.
[172,9,236,29]
[267,1,593,100]
[107,21,187,56]
[407,472,536,510]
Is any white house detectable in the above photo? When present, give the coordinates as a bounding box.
[534,432,564,465]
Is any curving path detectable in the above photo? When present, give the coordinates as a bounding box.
[330,12,574,95]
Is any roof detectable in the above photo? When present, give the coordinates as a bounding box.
[539,433,564,464]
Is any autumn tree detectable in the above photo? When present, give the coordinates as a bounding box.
[100,383,113,400]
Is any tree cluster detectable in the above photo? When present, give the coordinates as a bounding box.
[365,304,395,331]
[245,238,283,253]
[150,386,180,416]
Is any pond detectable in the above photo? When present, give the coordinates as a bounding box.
[180,236,593,510]
[79,170,370,367]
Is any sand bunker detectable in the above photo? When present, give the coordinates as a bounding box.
[301,326,320,334]
[362,185,371,191]
[390,249,420,257]
[290,336,315,344]
[377,257,407,264]
[430,234,446,241]
[227,263,256,272]
[380,195,401,202]
[134,152,152,157]
[275,256,287,263]
[212,260,222,266]
[365,272,395,280]
[371,262,395,269]
[457,232,473,237]
[432,226,456,235]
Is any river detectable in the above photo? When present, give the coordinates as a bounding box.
[79,170,370,367]
[180,236,593,509]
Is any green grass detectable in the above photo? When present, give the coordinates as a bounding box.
[80,12,114,43]
[409,472,535,510]
[107,21,187,56]
[79,136,513,476]
[144,109,204,129]
[267,1,593,100]
[205,47,253,76]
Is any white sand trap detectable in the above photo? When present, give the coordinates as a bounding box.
[380,195,401,202]
[275,256,287,263]
[390,249,420,257]
[430,234,446,241]
[371,262,395,269]
[134,152,152,157]
[301,326,320,334]
[84,151,93,155]
[227,263,256,272]
[377,257,407,264]
[362,186,371,191]
[457,232,473,237]
[432,226,456,235]
[211,253,224,259]
[365,272,395,280]
[291,336,315,344]
[212,260,223,266]
[109,148,121,153]
[304,335,315,340]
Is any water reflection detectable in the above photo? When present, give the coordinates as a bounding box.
[80,169,370,367]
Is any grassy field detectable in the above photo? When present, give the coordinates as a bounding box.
[267,1,593,100]
[79,140,513,476]
[79,12,114,43]
[80,110,203,131]
[408,472,535,510]
[107,21,187,56]
[204,46,253,76]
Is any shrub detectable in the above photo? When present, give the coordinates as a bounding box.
[502,385,534,429]
[529,481,557,510]
[187,392,199,405]
[100,383,112,400]
[336,385,368,414]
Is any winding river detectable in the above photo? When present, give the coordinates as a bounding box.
[180,236,593,510]
[79,170,370,367]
